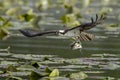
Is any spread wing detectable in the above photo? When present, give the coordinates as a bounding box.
[63,14,105,33]
[19,14,105,38]
[19,29,59,37]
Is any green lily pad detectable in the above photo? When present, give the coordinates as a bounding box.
[0,28,10,40]
[61,14,75,24]
[0,16,6,22]
[0,16,13,28]
[49,69,59,77]
[31,61,40,69]
[6,7,21,16]
[18,9,35,22]
[71,20,80,28]
[69,72,88,80]
[61,14,80,28]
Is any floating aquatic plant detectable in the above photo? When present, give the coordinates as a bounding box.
[61,13,80,27]
[18,9,36,22]
[6,7,21,16]
[0,16,13,40]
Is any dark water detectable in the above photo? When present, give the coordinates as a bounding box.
[0,0,120,80]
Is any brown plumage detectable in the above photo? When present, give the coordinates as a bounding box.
[76,32,95,41]
[19,14,105,41]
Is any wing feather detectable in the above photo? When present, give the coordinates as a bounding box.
[77,32,95,41]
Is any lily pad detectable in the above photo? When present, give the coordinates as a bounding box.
[31,61,41,69]
[69,72,88,80]
[49,69,59,77]
[30,70,49,80]
[18,9,35,22]
[0,28,10,40]
[6,7,21,16]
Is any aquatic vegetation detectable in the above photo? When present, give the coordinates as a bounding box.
[0,0,120,80]
[18,9,36,22]
[36,0,52,11]
[68,72,88,80]
[6,7,22,16]
[61,13,80,27]
[30,67,88,80]
[100,7,113,16]
[101,0,111,6]
[0,16,13,28]
[107,24,120,28]
[49,69,59,77]
[0,28,10,40]
[82,0,92,8]
[0,16,13,40]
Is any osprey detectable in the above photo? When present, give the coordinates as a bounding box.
[19,14,105,49]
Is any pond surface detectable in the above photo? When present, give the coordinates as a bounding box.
[0,0,120,80]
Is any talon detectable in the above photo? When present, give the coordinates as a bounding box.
[96,14,98,21]
[91,17,94,23]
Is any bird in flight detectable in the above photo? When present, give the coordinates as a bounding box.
[19,14,105,49]
[19,14,106,50]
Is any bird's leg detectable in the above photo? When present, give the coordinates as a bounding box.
[91,14,106,25]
